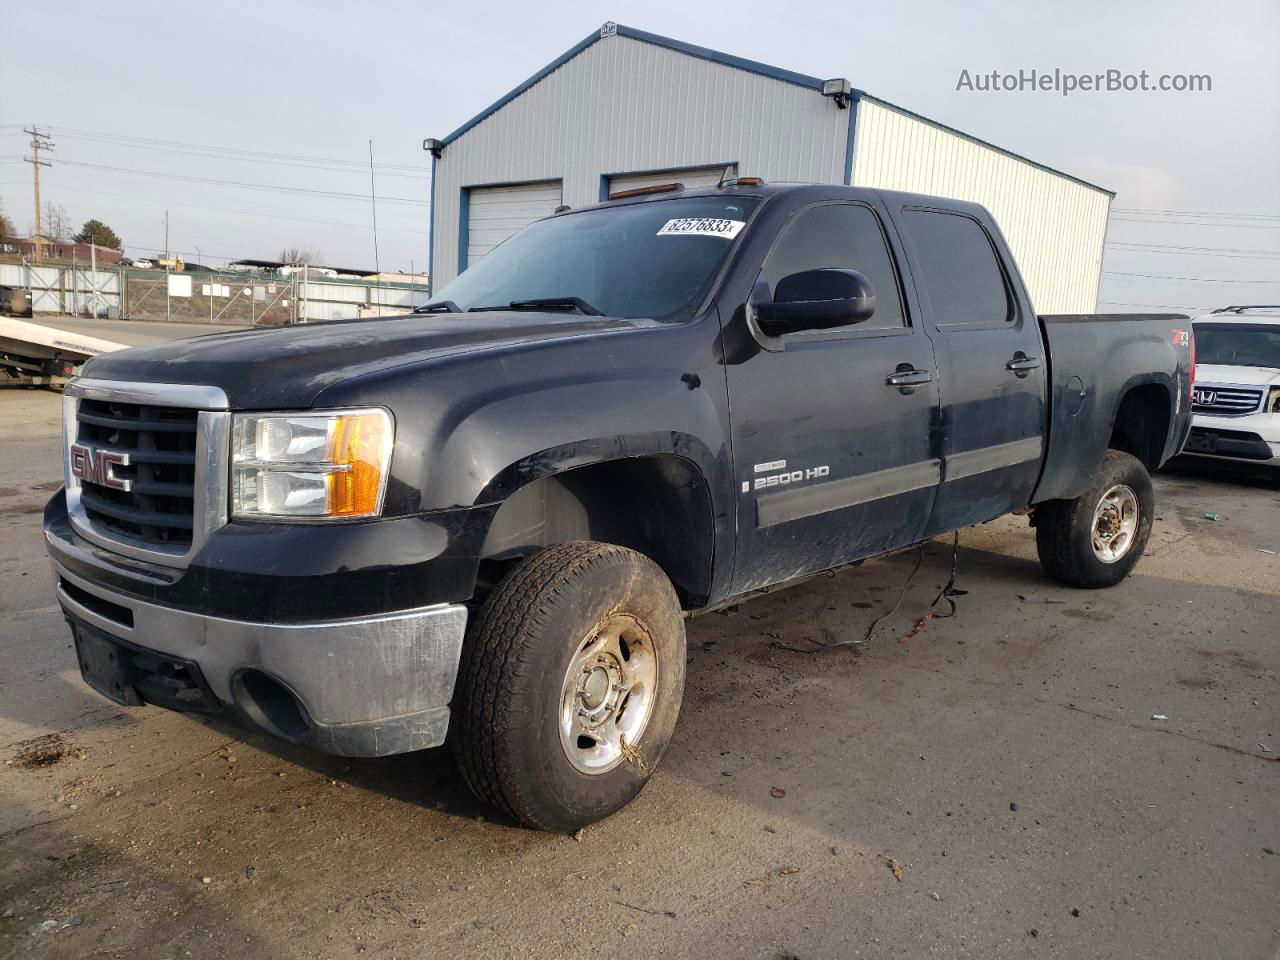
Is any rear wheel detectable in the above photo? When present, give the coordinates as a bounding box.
[452,541,686,831]
[1036,449,1154,588]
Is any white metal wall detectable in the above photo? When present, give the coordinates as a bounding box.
[606,165,735,195]
[432,33,848,287]
[851,98,1111,313]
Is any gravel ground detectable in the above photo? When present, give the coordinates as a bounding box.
[1,388,1277,960]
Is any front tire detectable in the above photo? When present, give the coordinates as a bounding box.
[1035,449,1154,588]
[452,541,686,831]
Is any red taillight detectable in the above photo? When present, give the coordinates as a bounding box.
[1188,331,1197,402]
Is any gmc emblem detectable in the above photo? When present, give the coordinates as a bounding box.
[70,443,132,491]
[1193,389,1216,405]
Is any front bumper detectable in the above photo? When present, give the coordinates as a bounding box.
[55,561,468,756]
[1183,412,1280,467]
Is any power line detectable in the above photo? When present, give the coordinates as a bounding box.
[1103,270,1280,285]
[1106,241,1280,260]
[1110,216,1279,230]
[49,129,430,181]
[1097,300,1214,311]
[47,126,430,175]
[1112,206,1280,222]
[40,182,427,235]
[56,159,430,205]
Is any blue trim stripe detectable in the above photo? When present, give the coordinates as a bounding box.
[613,25,823,91]
[457,187,470,275]
[859,93,1115,197]
[441,23,825,147]
[427,153,436,295]
[442,29,600,146]
[842,91,862,185]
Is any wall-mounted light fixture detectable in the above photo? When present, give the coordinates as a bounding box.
[422,138,443,158]
[822,78,852,109]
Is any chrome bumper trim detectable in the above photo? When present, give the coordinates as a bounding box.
[53,562,469,750]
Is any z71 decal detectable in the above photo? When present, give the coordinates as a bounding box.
[656,218,745,240]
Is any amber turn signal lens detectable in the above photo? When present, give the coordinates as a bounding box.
[326,412,392,517]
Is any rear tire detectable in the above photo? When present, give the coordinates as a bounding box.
[452,541,686,832]
[1036,449,1154,588]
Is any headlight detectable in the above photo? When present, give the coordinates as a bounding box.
[231,409,393,520]
[1267,386,1280,414]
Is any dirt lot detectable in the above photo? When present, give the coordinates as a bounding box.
[1,387,1277,960]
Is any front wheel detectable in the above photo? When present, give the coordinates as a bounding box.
[452,541,686,831]
[1035,449,1154,588]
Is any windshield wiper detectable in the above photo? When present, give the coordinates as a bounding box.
[505,297,604,316]
[413,300,461,314]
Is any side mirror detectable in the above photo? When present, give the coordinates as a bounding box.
[754,268,876,337]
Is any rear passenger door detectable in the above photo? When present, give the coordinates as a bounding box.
[894,205,1048,534]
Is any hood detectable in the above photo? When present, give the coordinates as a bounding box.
[1194,363,1280,387]
[80,311,659,408]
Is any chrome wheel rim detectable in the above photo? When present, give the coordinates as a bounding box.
[1091,484,1140,564]
[558,614,658,775]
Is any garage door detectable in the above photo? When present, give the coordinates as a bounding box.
[466,180,563,266]
[606,165,736,197]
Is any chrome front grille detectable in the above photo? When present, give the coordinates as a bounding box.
[75,397,199,545]
[1191,385,1263,416]
[63,379,231,568]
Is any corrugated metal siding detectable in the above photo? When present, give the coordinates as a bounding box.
[851,98,1110,313]
[607,165,734,194]
[432,33,847,288]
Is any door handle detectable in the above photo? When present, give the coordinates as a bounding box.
[885,368,933,387]
[1006,354,1041,377]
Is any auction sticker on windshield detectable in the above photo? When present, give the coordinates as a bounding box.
[656,218,745,239]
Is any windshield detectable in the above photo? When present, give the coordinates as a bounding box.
[1194,323,1280,370]
[431,195,761,320]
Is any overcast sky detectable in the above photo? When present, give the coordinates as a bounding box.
[3,0,1277,310]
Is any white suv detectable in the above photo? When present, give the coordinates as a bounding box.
[1185,307,1280,469]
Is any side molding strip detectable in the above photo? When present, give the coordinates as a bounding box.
[756,459,941,528]
[944,437,1043,482]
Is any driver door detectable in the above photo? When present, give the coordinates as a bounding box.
[725,200,941,594]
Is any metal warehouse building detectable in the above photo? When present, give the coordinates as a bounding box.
[427,22,1113,313]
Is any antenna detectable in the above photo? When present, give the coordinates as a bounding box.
[368,139,381,277]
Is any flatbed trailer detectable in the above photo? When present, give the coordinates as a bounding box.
[0,316,246,387]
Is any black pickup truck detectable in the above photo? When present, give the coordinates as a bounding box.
[44,182,1193,830]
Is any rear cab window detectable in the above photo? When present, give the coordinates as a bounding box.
[900,210,1013,328]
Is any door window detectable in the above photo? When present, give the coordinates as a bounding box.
[901,210,1012,327]
[760,203,906,331]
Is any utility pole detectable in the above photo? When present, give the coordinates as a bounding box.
[23,127,53,263]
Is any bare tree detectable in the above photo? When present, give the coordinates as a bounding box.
[42,202,72,241]
[278,246,323,266]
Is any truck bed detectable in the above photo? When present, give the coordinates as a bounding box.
[1034,313,1194,503]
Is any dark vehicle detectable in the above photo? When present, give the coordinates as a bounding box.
[44,182,1194,830]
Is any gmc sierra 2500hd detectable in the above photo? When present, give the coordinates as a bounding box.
[45,181,1193,831]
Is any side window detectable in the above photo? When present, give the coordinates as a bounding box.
[900,210,1011,326]
[760,203,906,331]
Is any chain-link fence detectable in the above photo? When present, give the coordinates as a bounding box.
[2,257,432,326]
